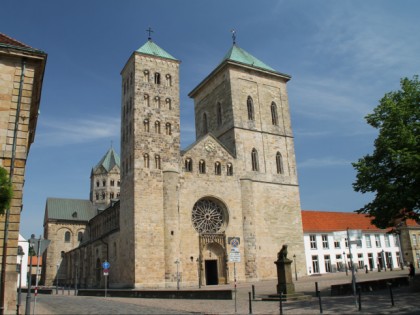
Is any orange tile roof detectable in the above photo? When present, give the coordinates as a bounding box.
[28,256,42,266]
[406,219,420,227]
[301,210,388,233]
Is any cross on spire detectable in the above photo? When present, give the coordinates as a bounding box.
[231,29,236,45]
[146,27,154,41]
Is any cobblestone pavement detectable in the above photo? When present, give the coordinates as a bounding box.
[27,269,419,314]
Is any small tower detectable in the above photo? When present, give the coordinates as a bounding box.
[90,147,121,208]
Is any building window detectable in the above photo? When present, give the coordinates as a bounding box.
[214,162,221,175]
[271,102,278,125]
[144,94,150,107]
[412,234,417,246]
[312,255,319,274]
[226,163,233,176]
[385,234,391,247]
[165,123,172,135]
[64,231,71,243]
[110,192,114,199]
[345,238,348,248]
[155,121,161,134]
[144,119,150,132]
[95,193,99,200]
[110,180,115,186]
[144,154,149,168]
[310,235,317,249]
[251,148,259,171]
[334,241,341,249]
[365,234,372,248]
[276,152,283,174]
[202,113,208,134]
[103,180,106,187]
[322,234,329,249]
[324,255,331,272]
[165,74,172,86]
[96,181,99,187]
[166,98,172,110]
[375,234,381,247]
[155,155,161,169]
[143,70,149,82]
[217,102,222,127]
[155,96,161,108]
[199,160,206,174]
[117,180,120,187]
[358,253,364,269]
[185,158,193,172]
[154,72,161,84]
[247,96,254,121]
[78,231,83,242]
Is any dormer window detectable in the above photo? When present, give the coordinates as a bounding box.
[72,211,78,218]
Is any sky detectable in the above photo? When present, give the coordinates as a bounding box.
[2,0,420,240]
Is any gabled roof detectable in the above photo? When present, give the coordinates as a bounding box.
[136,40,178,61]
[45,198,96,222]
[0,32,46,54]
[301,210,388,233]
[93,147,120,173]
[221,44,276,72]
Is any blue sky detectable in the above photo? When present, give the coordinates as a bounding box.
[2,0,420,239]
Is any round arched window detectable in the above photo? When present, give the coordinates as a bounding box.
[191,199,228,234]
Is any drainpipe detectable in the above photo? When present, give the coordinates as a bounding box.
[0,58,26,315]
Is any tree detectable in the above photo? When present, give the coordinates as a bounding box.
[0,166,13,215]
[352,76,420,228]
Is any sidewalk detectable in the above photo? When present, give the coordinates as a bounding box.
[31,269,419,314]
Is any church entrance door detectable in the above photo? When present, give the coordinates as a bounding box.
[205,260,218,285]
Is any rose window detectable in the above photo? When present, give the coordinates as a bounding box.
[192,199,227,234]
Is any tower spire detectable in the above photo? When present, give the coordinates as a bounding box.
[231,29,236,45]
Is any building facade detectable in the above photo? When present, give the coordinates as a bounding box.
[0,33,46,313]
[302,211,402,275]
[398,219,420,269]
[44,37,307,289]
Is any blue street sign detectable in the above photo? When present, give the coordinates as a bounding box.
[102,261,110,269]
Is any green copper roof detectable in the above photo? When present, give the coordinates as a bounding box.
[221,44,276,72]
[45,198,96,221]
[136,40,177,61]
[93,147,120,173]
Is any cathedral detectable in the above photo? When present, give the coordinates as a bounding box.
[43,35,306,289]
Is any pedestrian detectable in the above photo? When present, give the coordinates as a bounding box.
[409,263,415,278]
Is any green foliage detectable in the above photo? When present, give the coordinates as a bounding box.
[0,166,13,215]
[352,76,420,228]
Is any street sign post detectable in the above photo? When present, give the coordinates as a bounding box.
[102,261,110,297]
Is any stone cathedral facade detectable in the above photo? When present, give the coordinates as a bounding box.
[44,37,306,289]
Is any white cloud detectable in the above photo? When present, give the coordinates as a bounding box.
[35,116,120,147]
[298,157,351,169]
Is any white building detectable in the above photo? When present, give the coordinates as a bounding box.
[302,211,402,275]
[17,234,29,288]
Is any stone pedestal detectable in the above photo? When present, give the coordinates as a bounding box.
[275,258,295,295]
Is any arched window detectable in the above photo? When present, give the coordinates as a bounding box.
[103,180,106,187]
[110,192,114,199]
[165,123,172,135]
[199,160,206,174]
[144,119,150,132]
[95,193,99,200]
[251,148,259,171]
[247,96,254,121]
[217,102,222,127]
[203,113,208,134]
[110,180,114,186]
[185,158,193,172]
[214,162,221,175]
[155,155,161,169]
[227,163,233,176]
[165,74,172,86]
[276,152,284,174]
[154,72,161,84]
[143,70,149,82]
[155,121,161,134]
[117,180,120,187]
[64,231,71,243]
[96,181,99,187]
[155,96,161,108]
[78,231,83,242]
[166,98,172,110]
[144,94,150,107]
[271,102,278,126]
[144,153,149,168]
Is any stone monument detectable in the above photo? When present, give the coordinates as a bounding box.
[275,245,295,295]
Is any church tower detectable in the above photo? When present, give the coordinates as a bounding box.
[189,41,305,280]
[118,34,181,287]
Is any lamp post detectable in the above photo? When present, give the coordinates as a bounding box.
[16,246,24,315]
[55,264,59,294]
[343,251,348,276]
[25,234,36,315]
[293,254,297,281]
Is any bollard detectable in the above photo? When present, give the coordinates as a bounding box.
[365,265,368,274]
[315,282,319,297]
[252,284,255,300]
[318,290,323,314]
[248,292,252,314]
[279,291,283,315]
[387,283,394,307]
[357,286,362,311]
[377,264,381,272]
